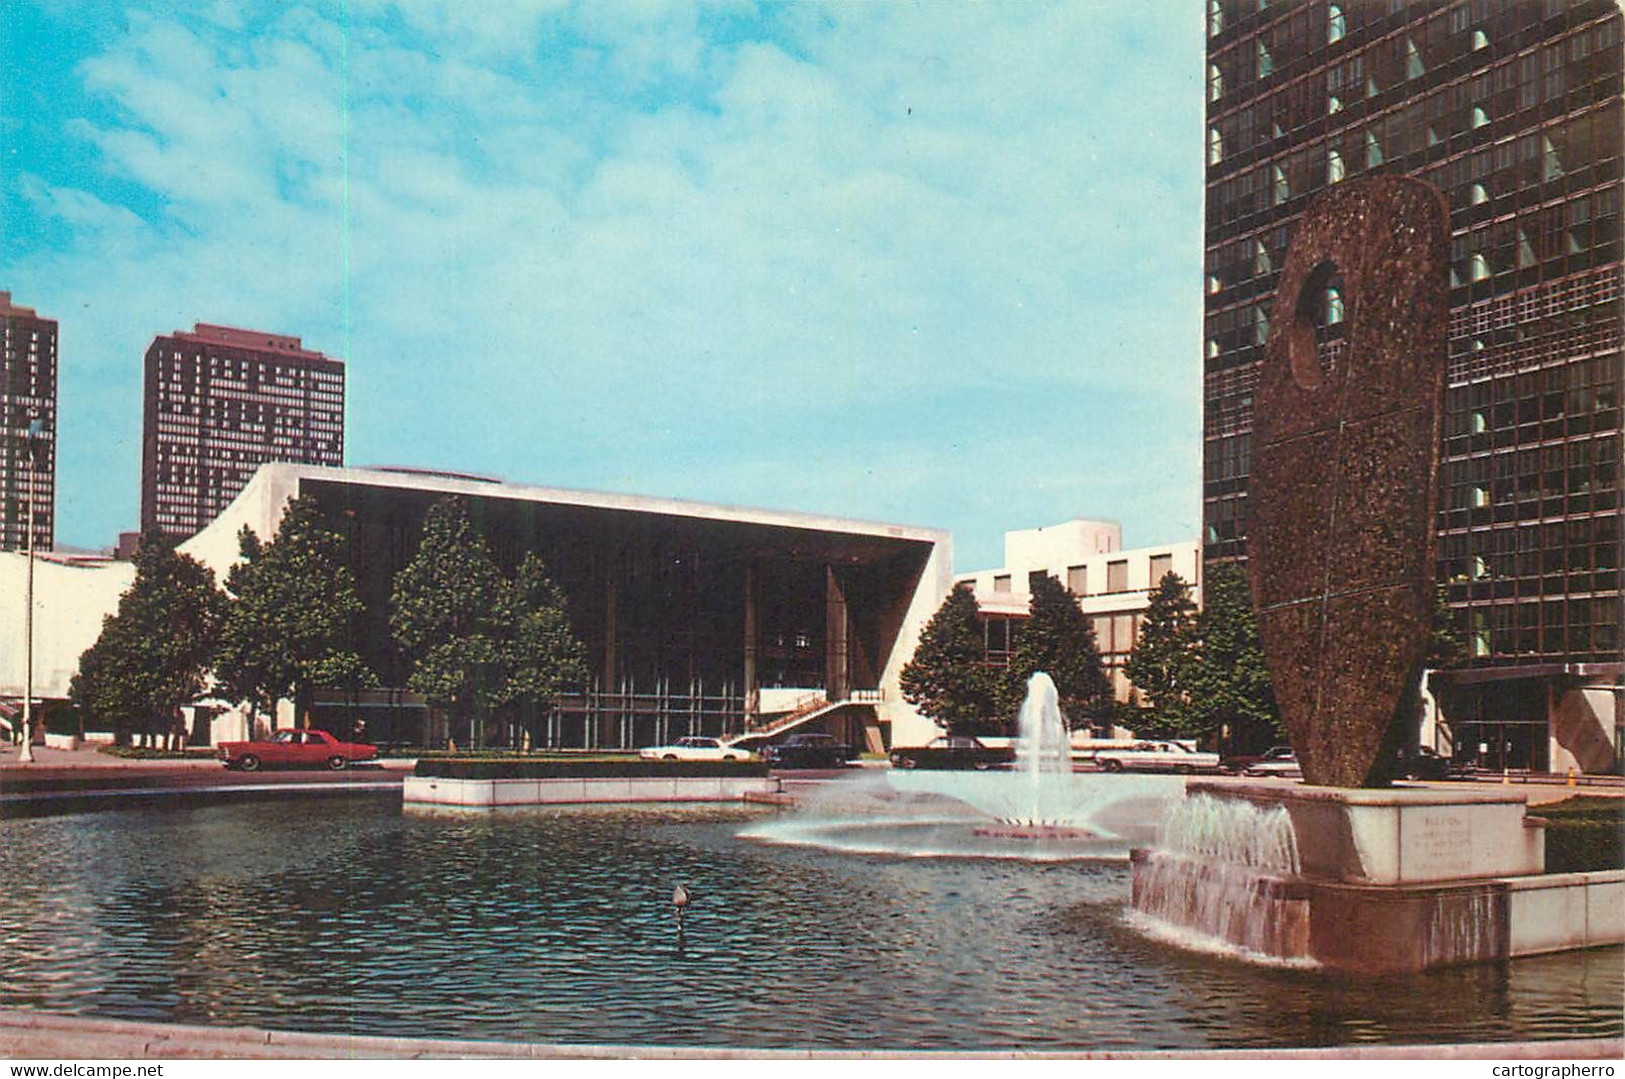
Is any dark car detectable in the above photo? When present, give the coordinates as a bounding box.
[1223,745,1297,775]
[1397,746,1452,781]
[761,732,852,769]
[890,735,1015,771]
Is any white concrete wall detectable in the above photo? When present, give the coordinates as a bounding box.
[879,534,956,748]
[1549,683,1620,776]
[0,553,134,702]
[955,524,1203,709]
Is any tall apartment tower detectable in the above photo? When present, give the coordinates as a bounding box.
[141,323,344,540]
[1,291,58,552]
[1202,2,1621,770]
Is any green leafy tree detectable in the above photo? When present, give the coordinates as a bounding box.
[68,528,224,747]
[1004,573,1111,729]
[214,495,376,735]
[497,552,588,742]
[1183,561,1281,751]
[1424,584,1467,670]
[69,615,142,744]
[390,498,510,748]
[1123,571,1199,737]
[900,583,1001,735]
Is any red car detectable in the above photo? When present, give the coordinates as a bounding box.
[218,728,377,772]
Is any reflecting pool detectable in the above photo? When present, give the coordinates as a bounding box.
[1,799,1619,1052]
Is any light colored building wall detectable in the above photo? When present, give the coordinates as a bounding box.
[882,534,955,748]
[0,553,134,703]
[957,521,1203,705]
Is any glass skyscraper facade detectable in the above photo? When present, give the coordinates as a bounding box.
[1202,0,1621,769]
[141,323,345,540]
[1,291,57,553]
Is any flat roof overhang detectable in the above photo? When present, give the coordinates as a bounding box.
[284,465,945,566]
[1430,662,1624,687]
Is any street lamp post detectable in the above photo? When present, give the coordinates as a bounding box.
[18,418,44,764]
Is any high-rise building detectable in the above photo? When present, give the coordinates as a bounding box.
[1,291,58,552]
[141,323,344,540]
[1202,1,1621,772]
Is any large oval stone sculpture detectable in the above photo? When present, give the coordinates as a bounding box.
[1248,176,1449,788]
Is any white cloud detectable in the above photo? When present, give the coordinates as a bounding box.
[10,0,1204,567]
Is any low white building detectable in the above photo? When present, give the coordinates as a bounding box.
[3,463,954,750]
[956,520,1203,707]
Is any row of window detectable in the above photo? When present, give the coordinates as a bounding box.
[1454,595,1621,660]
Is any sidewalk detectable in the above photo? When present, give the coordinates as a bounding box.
[0,742,408,810]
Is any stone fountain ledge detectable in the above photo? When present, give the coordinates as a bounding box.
[1137,780,1625,972]
[1187,780,1546,885]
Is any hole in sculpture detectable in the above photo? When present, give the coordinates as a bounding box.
[1287,260,1346,392]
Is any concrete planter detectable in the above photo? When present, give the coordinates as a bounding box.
[402,773,781,809]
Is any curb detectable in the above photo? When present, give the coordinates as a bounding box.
[2,1010,1620,1061]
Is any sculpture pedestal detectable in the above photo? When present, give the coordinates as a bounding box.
[1130,783,1624,973]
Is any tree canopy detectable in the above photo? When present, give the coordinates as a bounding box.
[214,494,376,731]
[1004,573,1110,729]
[899,583,1002,735]
[1180,561,1281,750]
[1122,571,1199,737]
[69,528,224,746]
[390,498,587,747]
[500,552,589,711]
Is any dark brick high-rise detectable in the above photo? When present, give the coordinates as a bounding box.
[1,291,57,552]
[141,324,344,540]
[1202,1,1621,770]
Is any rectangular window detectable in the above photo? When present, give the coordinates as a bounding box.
[1148,554,1173,585]
[993,574,1012,594]
[1107,560,1129,593]
[1093,616,1113,651]
[1067,565,1088,595]
[1113,615,1136,654]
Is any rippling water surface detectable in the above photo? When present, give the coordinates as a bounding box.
[0,799,1619,1051]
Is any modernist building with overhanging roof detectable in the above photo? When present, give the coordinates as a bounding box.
[177,463,953,751]
[1202,0,1621,773]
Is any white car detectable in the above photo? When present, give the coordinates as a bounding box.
[638,736,752,762]
[1089,740,1224,774]
[1244,748,1302,778]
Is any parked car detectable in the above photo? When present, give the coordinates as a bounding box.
[1244,748,1302,778]
[1089,740,1224,774]
[638,736,752,762]
[761,732,853,769]
[1224,745,1297,775]
[218,728,378,772]
[889,735,1015,771]
[1396,746,1452,781]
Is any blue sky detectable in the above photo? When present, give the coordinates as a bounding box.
[2,0,1205,571]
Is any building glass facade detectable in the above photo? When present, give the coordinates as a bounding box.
[141,324,345,539]
[1202,1,1622,706]
[1,292,57,552]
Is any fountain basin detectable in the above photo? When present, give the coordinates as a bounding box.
[972,824,1101,841]
[1191,781,1544,885]
[1131,783,1625,973]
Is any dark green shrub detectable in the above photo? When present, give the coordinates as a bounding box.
[1539,797,1624,874]
[97,745,219,761]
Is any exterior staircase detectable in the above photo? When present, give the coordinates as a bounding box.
[723,694,836,748]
